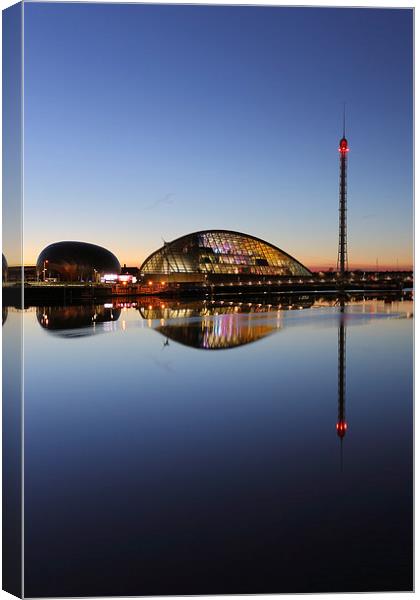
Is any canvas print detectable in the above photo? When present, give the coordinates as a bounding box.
[2,2,413,597]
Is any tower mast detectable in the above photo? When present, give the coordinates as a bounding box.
[337,107,349,275]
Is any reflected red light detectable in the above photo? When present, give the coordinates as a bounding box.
[336,420,348,438]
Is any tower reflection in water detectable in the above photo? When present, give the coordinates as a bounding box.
[36,305,121,337]
[336,297,348,467]
[139,296,315,349]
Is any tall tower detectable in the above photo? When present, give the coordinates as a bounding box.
[337,110,349,275]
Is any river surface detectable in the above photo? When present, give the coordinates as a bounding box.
[6,294,412,596]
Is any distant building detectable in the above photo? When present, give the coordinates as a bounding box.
[120,264,140,278]
[139,230,311,284]
[25,266,37,282]
[36,241,121,282]
[2,254,8,283]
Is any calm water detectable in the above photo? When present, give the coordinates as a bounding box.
[8,295,413,596]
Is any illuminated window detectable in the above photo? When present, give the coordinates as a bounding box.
[140,231,311,278]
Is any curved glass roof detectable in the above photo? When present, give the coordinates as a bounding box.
[140,230,311,278]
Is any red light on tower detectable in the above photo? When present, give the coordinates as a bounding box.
[338,137,349,154]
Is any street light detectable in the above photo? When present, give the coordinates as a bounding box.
[43,259,48,282]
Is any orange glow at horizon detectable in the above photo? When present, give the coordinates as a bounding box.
[18,246,413,273]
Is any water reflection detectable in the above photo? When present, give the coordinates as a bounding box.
[36,305,121,337]
[21,293,413,594]
[157,316,280,350]
[138,294,315,320]
[140,295,315,350]
[31,293,413,349]
[336,298,348,469]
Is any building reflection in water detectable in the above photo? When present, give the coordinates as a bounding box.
[157,316,279,350]
[36,305,121,338]
[139,296,315,350]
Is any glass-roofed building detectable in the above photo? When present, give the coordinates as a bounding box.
[140,230,311,283]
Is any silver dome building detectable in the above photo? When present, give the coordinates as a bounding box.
[36,241,121,282]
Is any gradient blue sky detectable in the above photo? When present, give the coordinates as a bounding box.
[23,4,413,269]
